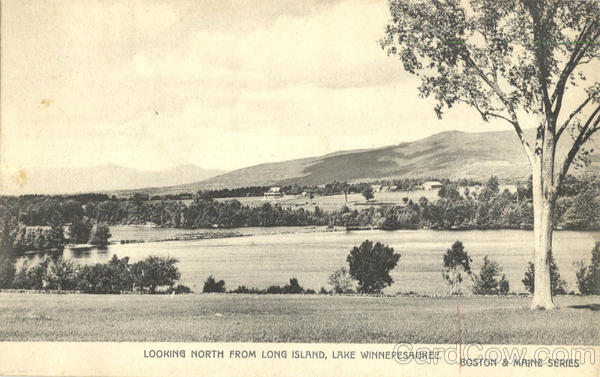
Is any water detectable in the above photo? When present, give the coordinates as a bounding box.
[20,227,600,295]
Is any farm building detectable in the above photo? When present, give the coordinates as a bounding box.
[423,181,443,190]
[264,186,284,200]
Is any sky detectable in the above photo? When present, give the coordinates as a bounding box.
[1,0,526,174]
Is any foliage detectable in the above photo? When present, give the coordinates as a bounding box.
[362,187,374,202]
[131,256,180,293]
[89,224,111,245]
[472,256,509,295]
[346,240,401,293]
[0,256,16,288]
[166,284,192,294]
[266,278,306,294]
[11,225,64,252]
[442,241,472,295]
[203,275,226,293]
[68,217,92,244]
[522,256,567,295]
[327,267,356,293]
[575,242,600,295]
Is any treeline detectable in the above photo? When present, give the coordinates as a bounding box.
[0,254,189,294]
[1,175,599,256]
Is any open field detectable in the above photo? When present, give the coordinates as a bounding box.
[1,293,598,344]
[211,190,442,212]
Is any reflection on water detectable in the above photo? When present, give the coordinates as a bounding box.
[16,228,600,295]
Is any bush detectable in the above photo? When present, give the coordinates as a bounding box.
[442,241,472,295]
[472,256,509,295]
[203,275,226,293]
[231,285,265,294]
[328,267,356,293]
[576,242,600,295]
[264,278,307,294]
[522,254,567,295]
[166,284,192,294]
[347,240,400,293]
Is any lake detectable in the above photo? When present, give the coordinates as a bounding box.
[21,226,600,295]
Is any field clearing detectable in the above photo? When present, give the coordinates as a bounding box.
[212,190,442,212]
[0,293,598,344]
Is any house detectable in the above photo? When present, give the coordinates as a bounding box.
[423,181,443,191]
[371,184,383,192]
[264,186,284,200]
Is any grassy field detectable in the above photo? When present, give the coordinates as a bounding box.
[0,293,598,344]
[211,190,442,212]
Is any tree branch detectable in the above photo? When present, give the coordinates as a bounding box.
[556,104,600,188]
[552,21,598,118]
[461,54,534,163]
[556,94,593,141]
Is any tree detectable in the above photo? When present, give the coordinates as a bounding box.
[328,267,356,293]
[203,275,226,293]
[89,224,111,245]
[442,241,472,295]
[68,217,92,244]
[575,242,600,295]
[362,187,375,202]
[473,256,510,295]
[0,256,16,288]
[132,256,180,294]
[346,240,401,293]
[382,0,600,309]
[522,255,567,295]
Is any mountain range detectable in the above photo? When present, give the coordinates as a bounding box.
[0,164,224,195]
[2,129,598,196]
[147,129,600,195]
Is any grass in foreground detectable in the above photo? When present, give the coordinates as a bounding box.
[0,293,598,344]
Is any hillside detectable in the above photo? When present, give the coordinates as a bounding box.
[151,129,600,194]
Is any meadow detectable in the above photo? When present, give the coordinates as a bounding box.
[0,293,598,344]
[212,190,442,212]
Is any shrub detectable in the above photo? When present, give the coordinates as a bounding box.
[265,278,306,294]
[327,267,356,293]
[347,240,400,293]
[575,242,600,295]
[442,241,472,295]
[166,284,192,294]
[231,285,265,294]
[472,256,509,295]
[522,254,567,295]
[203,275,226,293]
[284,277,304,293]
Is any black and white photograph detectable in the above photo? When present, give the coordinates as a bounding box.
[0,0,599,376]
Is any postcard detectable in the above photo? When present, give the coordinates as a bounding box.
[1,0,599,376]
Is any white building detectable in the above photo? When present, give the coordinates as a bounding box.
[264,186,284,200]
[423,181,443,190]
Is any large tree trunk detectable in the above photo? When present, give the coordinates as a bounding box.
[529,131,557,310]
